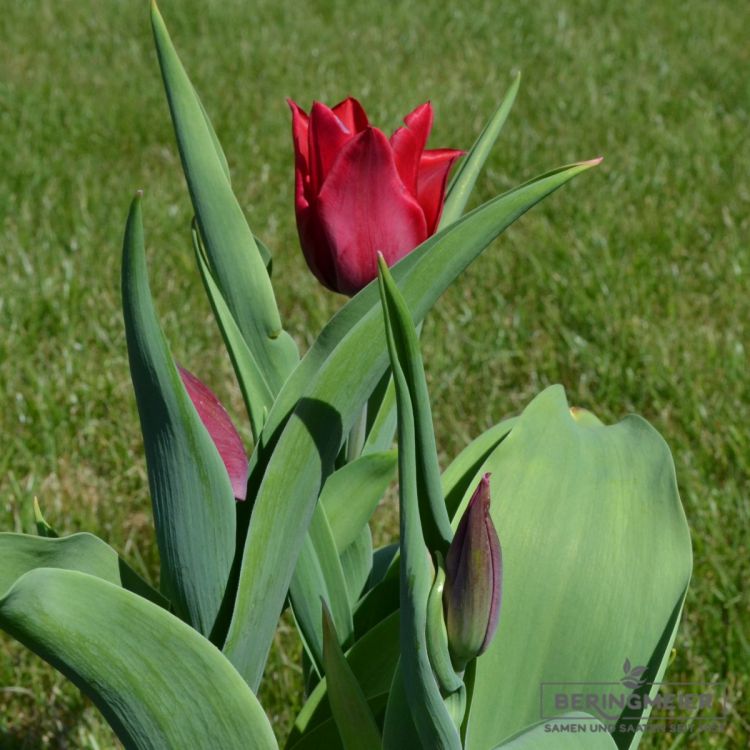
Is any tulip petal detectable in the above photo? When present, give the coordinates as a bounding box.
[178,366,249,500]
[289,101,341,291]
[390,125,420,197]
[309,101,354,195]
[417,148,465,234]
[317,127,428,295]
[403,101,434,155]
[288,99,310,180]
[332,96,369,133]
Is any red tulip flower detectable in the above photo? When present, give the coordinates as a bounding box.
[289,97,464,296]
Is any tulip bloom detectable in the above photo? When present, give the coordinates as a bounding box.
[443,473,502,670]
[289,97,463,295]
[178,366,248,500]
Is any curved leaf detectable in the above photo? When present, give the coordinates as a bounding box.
[0,532,166,609]
[494,714,618,749]
[0,568,277,749]
[151,2,297,394]
[122,193,235,636]
[320,450,397,553]
[322,603,381,750]
[340,526,373,607]
[192,224,274,441]
[290,610,400,746]
[378,259,461,748]
[441,417,516,519]
[441,71,521,227]
[458,386,692,748]
[290,503,353,675]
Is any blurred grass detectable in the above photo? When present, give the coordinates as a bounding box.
[1,0,748,747]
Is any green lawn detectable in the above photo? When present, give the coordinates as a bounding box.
[1,0,748,747]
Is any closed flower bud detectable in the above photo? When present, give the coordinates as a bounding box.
[443,473,502,671]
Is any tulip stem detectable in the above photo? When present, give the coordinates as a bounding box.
[346,403,368,463]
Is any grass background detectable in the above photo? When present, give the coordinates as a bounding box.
[1,0,748,747]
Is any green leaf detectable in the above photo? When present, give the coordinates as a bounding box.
[224,159,601,689]
[378,258,452,554]
[382,662,423,750]
[458,386,692,748]
[0,532,166,609]
[290,610,400,745]
[378,259,461,749]
[192,224,273,440]
[32,498,57,538]
[322,602,382,750]
[441,417,516,518]
[151,2,297,394]
[441,72,521,227]
[290,503,353,674]
[122,193,235,636]
[0,568,277,750]
[320,451,397,554]
[615,590,688,749]
[340,526,373,607]
[494,714,618,749]
[363,371,397,455]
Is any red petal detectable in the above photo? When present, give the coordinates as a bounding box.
[287,99,310,194]
[178,366,249,501]
[308,101,354,195]
[416,148,464,234]
[390,125,420,197]
[402,102,433,154]
[332,97,369,133]
[316,127,428,295]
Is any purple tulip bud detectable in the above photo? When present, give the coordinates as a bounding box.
[443,473,502,670]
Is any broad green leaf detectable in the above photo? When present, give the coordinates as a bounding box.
[378,260,461,749]
[442,417,516,518]
[0,532,166,609]
[320,450,397,553]
[615,590,688,749]
[122,193,235,636]
[290,610,400,745]
[224,160,600,688]
[0,568,276,750]
[441,72,521,227]
[340,526,373,607]
[457,386,692,749]
[322,603,381,750]
[151,2,297,394]
[495,714,618,749]
[290,503,353,674]
[192,224,273,440]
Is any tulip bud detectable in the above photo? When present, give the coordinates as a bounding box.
[443,473,502,671]
[288,97,463,295]
[178,366,249,501]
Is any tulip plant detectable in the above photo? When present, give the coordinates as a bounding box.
[0,4,692,750]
